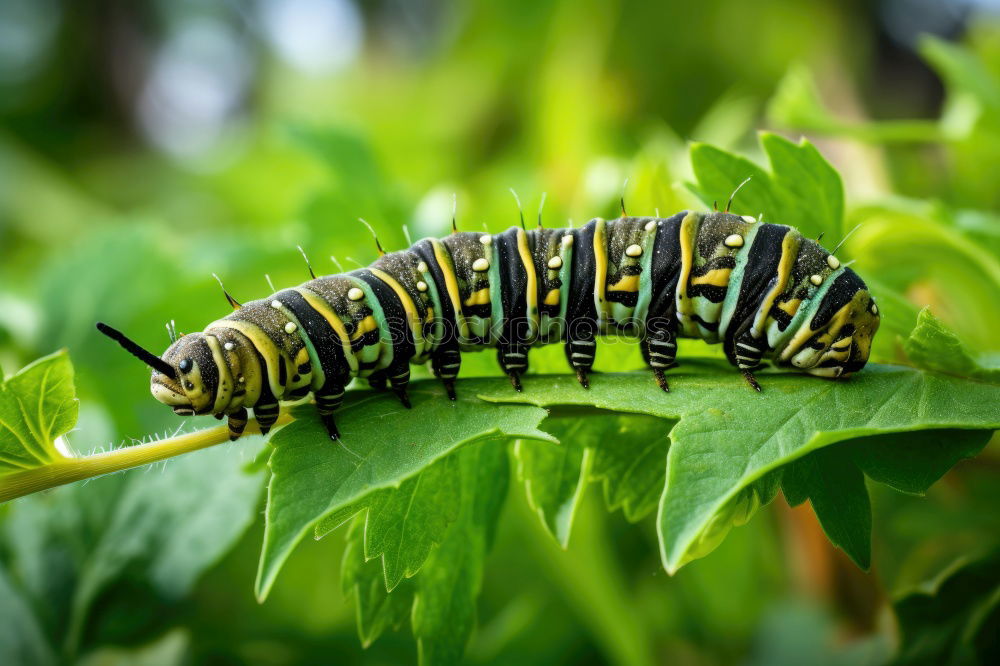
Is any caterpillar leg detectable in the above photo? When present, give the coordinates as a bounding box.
[315,382,345,440]
[565,328,596,390]
[388,366,412,408]
[367,370,388,391]
[431,348,461,401]
[497,346,529,393]
[732,331,766,393]
[253,402,280,435]
[227,407,249,441]
[641,329,677,393]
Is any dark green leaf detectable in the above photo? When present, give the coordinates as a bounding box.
[514,426,591,547]
[341,516,415,647]
[781,446,872,569]
[478,361,1000,573]
[413,441,509,665]
[256,385,554,600]
[365,453,461,590]
[891,549,1000,666]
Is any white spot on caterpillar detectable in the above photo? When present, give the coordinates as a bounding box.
[417,281,428,292]
[479,235,492,245]
[742,215,757,223]
[224,342,235,351]
[547,256,563,269]
[644,221,656,232]
[270,300,281,309]
[871,303,879,315]
[827,255,841,269]
[561,234,574,246]
[417,261,428,273]
[238,375,245,383]
[625,244,643,257]
[472,257,490,272]
[724,234,744,248]
[284,322,297,334]
[810,274,823,286]
[348,287,364,301]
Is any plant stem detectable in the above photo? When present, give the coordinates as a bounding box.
[0,413,293,504]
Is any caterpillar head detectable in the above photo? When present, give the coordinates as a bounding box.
[96,323,219,416]
[778,272,881,378]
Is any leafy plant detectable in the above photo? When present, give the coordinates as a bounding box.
[1,132,997,665]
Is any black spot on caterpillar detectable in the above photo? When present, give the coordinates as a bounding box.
[97,211,880,441]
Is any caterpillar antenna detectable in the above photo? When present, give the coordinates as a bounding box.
[96,322,177,379]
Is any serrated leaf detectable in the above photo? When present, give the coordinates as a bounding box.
[689,133,844,239]
[515,426,591,547]
[342,515,415,647]
[586,413,673,522]
[890,550,1000,666]
[365,453,461,590]
[256,383,555,600]
[478,361,1000,573]
[0,350,77,475]
[904,307,1000,381]
[781,446,871,569]
[413,441,509,665]
[846,429,993,496]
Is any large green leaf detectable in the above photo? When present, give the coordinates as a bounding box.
[1,444,264,659]
[256,386,555,600]
[478,360,1000,573]
[689,132,844,238]
[0,350,76,475]
[890,550,1000,666]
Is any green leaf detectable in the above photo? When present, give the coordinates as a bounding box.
[846,429,993,496]
[781,446,872,569]
[413,441,509,665]
[689,132,843,238]
[890,549,1000,666]
[477,361,1000,573]
[904,307,1000,382]
[256,384,555,600]
[0,350,77,475]
[365,452,461,591]
[586,414,673,522]
[919,36,1000,111]
[514,425,592,547]
[341,515,415,647]
[0,564,57,666]
[1,444,263,658]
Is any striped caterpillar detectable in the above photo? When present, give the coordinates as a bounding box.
[97,210,881,441]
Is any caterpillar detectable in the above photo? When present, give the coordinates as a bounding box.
[97,209,880,441]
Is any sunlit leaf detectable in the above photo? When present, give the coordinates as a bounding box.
[0,350,76,476]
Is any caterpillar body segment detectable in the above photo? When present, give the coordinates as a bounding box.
[98,211,880,441]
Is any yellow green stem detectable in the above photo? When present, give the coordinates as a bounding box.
[0,413,293,504]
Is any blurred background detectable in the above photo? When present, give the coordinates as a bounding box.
[1,0,999,664]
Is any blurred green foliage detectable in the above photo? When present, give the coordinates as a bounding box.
[1,0,999,664]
